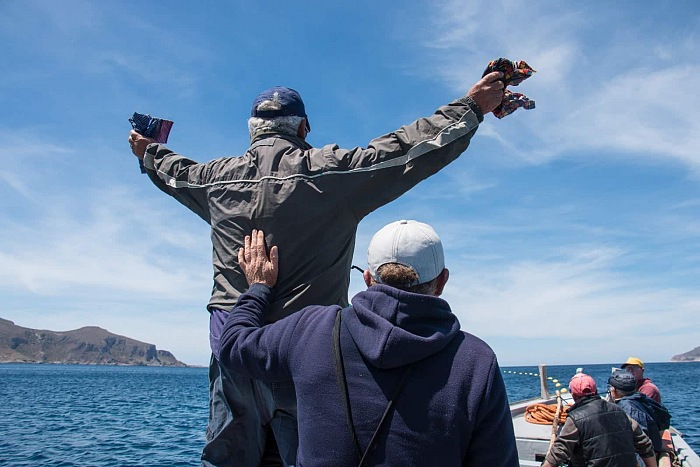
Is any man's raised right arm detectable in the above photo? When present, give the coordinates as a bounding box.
[342,71,504,169]
[323,72,505,217]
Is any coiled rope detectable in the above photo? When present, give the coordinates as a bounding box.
[524,401,569,425]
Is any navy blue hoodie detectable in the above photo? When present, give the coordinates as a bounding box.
[617,392,671,452]
[220,283,518,466]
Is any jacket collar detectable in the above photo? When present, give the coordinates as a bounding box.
[250,133,312,150]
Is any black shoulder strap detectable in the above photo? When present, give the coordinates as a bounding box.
[333,309,363,459]
[332,308,412,467]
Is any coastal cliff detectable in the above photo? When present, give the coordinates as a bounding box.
[0,318,186,366]
[671,346,700,362]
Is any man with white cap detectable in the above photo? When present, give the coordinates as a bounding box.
[219,221,518,466]
[543,373,656,467]
[621,357,662,403]
[128,74,506,466]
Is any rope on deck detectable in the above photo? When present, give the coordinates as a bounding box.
[524,402,570,425]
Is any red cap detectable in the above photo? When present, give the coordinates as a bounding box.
[569,373,598,397]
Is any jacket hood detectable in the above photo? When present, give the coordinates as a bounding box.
[622,392,671,429]
[345,285,460,369]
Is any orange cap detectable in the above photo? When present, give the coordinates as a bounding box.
[620,357,644,370]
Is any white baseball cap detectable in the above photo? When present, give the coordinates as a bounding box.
[367,220,445,286]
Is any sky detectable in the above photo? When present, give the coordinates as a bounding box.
[1,0,699,367]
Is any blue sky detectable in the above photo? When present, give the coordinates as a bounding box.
[1,1,698,367]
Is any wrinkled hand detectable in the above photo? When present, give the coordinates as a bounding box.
[128,130,156,160]
[238,229,279,287]
[467,71,505,115]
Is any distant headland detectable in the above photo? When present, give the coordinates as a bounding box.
[0,318,186,366]
[671,346,700,362]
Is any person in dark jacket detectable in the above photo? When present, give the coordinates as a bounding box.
[543,372,656,467]
[219,221,518,466]
[608,370,672,465]
[128,75,507,467]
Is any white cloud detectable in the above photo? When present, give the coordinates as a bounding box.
[546,65,700,167]
[0,135,211,300]
[408,2,700,172]
[443,244,700,364]
[0,190,211,298]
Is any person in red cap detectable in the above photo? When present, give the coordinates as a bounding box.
[542,372,656,467]
[621,357,662,403]
[128,73,507,467]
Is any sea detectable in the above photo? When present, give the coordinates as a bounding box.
[0,361,697,466]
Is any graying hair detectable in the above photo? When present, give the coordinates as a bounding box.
[248,116,304,141]
[376,263,438,295]
[248,95,304,140]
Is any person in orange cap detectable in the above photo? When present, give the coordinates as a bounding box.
[542,372,656,467]
[621,357,662,403]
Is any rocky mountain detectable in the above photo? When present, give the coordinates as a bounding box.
[671,346,700,362]
[0,318,186,366]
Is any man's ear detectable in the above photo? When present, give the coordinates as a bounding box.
[363,269,374,288]
[433,268,449,296]
[297,120,308,139]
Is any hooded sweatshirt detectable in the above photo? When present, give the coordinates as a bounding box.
[219,283,518,467]
[616,392,671,452]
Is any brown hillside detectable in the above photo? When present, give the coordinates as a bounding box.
[0,318,186,366]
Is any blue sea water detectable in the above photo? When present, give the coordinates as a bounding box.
[0,362,697,466]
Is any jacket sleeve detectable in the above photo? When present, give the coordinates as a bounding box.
[141,143,212,223]
[543,417,579,466]
[463,358,519,467]
[630,417,656,459]
[218,283,299,382]
[320,96,484,218]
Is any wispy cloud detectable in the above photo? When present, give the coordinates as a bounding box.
[0,134,211,300]
[444,244,700,364]
[0,190,211,298]
[407,1,700,172]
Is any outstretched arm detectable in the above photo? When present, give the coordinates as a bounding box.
[324,71,507,218]
[127,130,212,223]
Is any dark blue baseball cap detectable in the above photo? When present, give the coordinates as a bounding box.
[608,370,637,392]
[251,86,310,132]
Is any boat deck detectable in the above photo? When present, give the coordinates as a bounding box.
[511,397,563,466]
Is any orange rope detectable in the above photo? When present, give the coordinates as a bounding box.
[525,403,570,425]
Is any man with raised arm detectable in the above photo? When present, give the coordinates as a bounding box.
[128,72,506,466]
